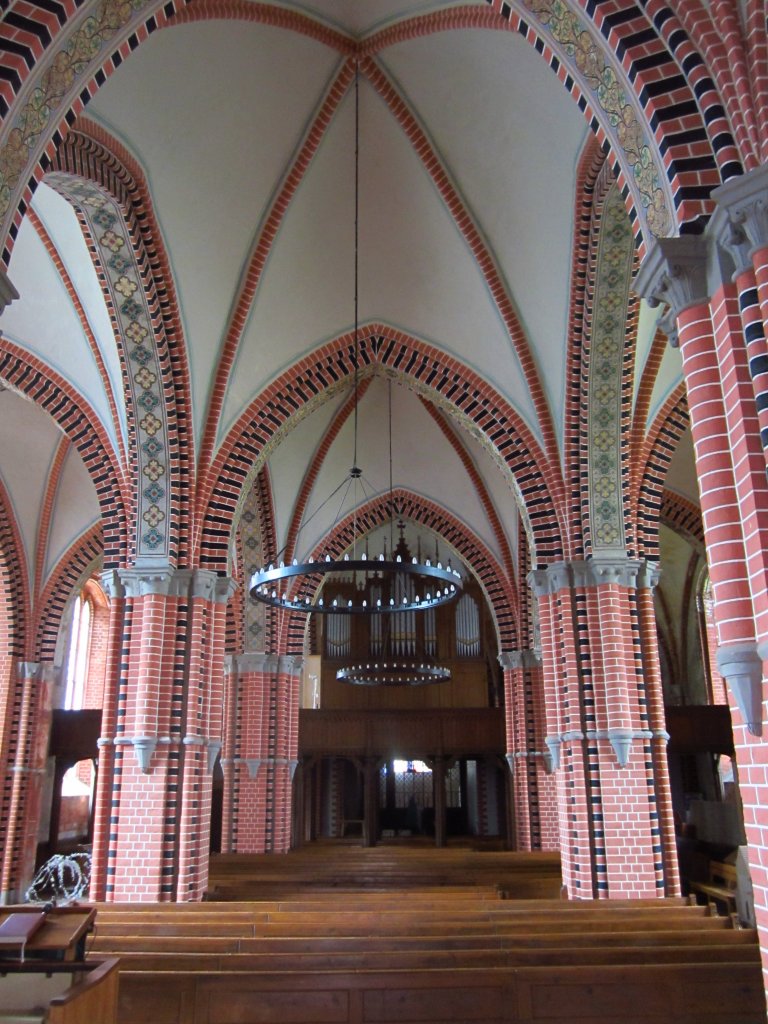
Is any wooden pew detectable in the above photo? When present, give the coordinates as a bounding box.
[689,859,738,916]
[114,962,765,1024]
[90,846,765,1024]
[0,959,119,1024]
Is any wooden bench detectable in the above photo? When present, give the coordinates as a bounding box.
[689,859,738,916]
[114,962,766,1024]
[0,957,119,1024]
[89,846,765,1024]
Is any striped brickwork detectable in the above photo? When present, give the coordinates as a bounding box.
[88,586,128,902]
[636,232,768,982]
[530,569,594,897]
[564,138,606,561]
[632,573,680,895]
[0,662,53,902]
[710,279,768,642]
[635,388,690,560]
[502,655,533,850]
[676,301,755,650]
[203,330,563,576]
[221,654,301,855]
[530,560,671,898]
[91,569,232,901]
[0,339,128,565]
[0,0,721,271]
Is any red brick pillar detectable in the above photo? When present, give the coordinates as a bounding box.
[636,238,762,715]
[224,652,270,853]
[636,563,681,896]
[220,655,239,855]
[176,573,235,901]
[272,656,302,854]
[637,231,768,979]
[500,650,551,851]
[0,662,53,902]
[530,559,671,898]
[223,653,301,854]
[90,584,127,901]
[529,565,594,897]
[95,568,233,902]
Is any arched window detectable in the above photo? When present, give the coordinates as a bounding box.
[64,592,92,711]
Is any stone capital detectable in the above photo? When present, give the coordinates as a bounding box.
[498,650,541,670]
[235,652,278,675]
[527,567,551,598]
[583,554,642,589]
[634,237,710,342]
[214,576,238,604]
[101,568,126,600]
[101,566,237,603]
[636,560,661,590]
[17,661,44,680]
[528,557,641,596]
[110,566,178,598]
[0,269,19,314]
[278,655,303,677]
[712,164,768,260]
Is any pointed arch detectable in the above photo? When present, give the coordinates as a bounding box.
[278,487,520,657]
[0,0,724,264]
[0,339,129,567]
[49,120,193,564]
[199,327,565,573]
[660,489,704,554]
[635,385,690,560]
[35,522,104,663]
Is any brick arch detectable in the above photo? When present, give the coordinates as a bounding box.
[35,523,104,663]
[660,489,704,554]
[47,121,192,566]
[199,327,564,574]
[277,487,519,657]
[0,476,31,661]
[635,385,690,560]
[0,340,129,569]
[0,0,722,265]
[0,473,33,881]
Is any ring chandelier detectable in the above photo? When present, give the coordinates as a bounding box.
[337,661,451,686]
[250,554,461,615]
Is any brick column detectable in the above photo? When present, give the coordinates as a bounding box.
[529,564,594,898]
[0,662,53,902]
[272,656,302,854]
[176,574,235,901]
[97,567,234,902]
[224,653,301,854]
[637,233,768,982]
[636,238,762,718]
[220,656,239,855]
[89,585,127,901]
[636,563,680,896]
[530,559,669,898]
[499,650,549,851]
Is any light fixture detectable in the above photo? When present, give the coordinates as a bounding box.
[249,65,463,616]
[337,662,451,686]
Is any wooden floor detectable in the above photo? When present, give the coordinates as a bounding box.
[88,842,767,1024]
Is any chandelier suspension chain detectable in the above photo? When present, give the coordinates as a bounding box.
[249,58,463,617]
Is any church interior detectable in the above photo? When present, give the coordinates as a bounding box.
[3,0,768,1020]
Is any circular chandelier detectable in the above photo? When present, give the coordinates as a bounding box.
[250,554,461,615]
[337,661,451,686]
[248,64,463,618]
